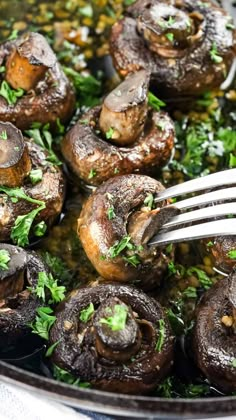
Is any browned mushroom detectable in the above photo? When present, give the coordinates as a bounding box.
[0,122,31,187]
[110,0,236,98]
[0,122,65,244]
[62,70,175,186]
[78,174,178,290]
[0,32,76,130]
[193,269,236,393]
[50,283,174,394]
[0,243,48,350]
[207,236,236,273]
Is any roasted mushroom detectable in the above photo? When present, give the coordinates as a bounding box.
[193,269,236,393]
[0,32,76,130]
[0,121,65,244]
[62,70,175,186]
[50,283,174,394]
[110,0,236,98]
[207,236,236,273]
[78,174,178,289]
[0,243,47,349]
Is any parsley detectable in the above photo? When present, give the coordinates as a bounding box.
[226,22,235,30]
[156,377,173,398]
[100,304,128,331]
[0,81,24,105]
[158,16,175,29]
[107,206,116,220]
[207,241,214,247]
[227,250,236,260]
[88,168,96,179]
[63,67,101,108]
[0,186,46,246]
[155,319,165,352]
[79,303,94,323]
[53,365,91,388]
[183,287,197,299]
[210,42,223,64]
[7,29,18,40]
[232,359,236,368]
[45,340,61,357]
[114,167,119,174]
[0,130,7,140]
[182,384,210,398]
[33,221,47,237]
[124,0,136,5]
[148,92,166,111]
[123,254,140,267]
[41,252,72,283]
[144,193,154,209]
[0,249,10,270]
[25,124,62,166]
[229,153,236,168]
[165,33,174,42]
[108,235,134,258]
[28,271,66,304]
[186,267,212,289]
[30,307,56,340]
[106,127,114,139]
[79,4,93,17]
[29,169,43,185]
[0,66,5,73]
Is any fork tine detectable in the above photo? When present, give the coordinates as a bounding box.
[169,187,236,210]
[154,168,236,203]
[148,219,236,246]
[162,202,236,229]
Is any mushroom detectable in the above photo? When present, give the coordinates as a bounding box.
[0,122,31,187]
[0,243,48,349]
[77,174,178,290]
[193,269,236,393]
[207,237,236,273]
[0,122,65,243]
[0,32,76,130]
[110,0,236,98]
[62,70,175,186]
[50,283,174,394]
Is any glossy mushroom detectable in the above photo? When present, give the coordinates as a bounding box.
[110,0,236,97]
[207,237,236,273]
[50,283,174,394]
[0,243,47,349]
[0,122,65,243]
[78,174,178,290]
[62,70,175,186]
[193,269,236,393]
[0,32,76,130]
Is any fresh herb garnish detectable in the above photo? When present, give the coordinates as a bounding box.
[123,254,141,267]
[100,304,128,331]
[107,206,116,220]
[186,267,212,289]
[226,22,235,30]
[183,287,197,299]
[108,235,134,258]
[148,92,166,111]
[33,221,47,237]
[29,169,43,185]
[79,303,94,323]
[227,250,236,260]
[53,365,91,388]
[155,319,165,352]
[0,130,7,140]
[28,271,66,304]
[232,359,236,368]
[41,252,72,283]
[25,123,62,166]
[0,81,24,105]
[210,42,223,64]
[45,339,61,357]
[88,168,96,179]
[144,193,154,209]
[165,32,174,43]
[7,29,19,40]
[30,307,56,340]
[106,127,114,139]
[63,67,101,108]
[0,249,10,270]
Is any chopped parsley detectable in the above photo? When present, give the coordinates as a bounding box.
[0,130,7,140]
[28,271,66,304]
[165,33,174,43]
[0,249,10,270]
[63,66,101,108]
[25,123,62,166]
[100,304,128,331]
[186,267,212,290]
[0,81,24,105]
[33,221,47,237]
[227,250,236,260]
[107,205,116,220]
[232,359,236,368]
[144,193,154,209]
[106,127,114,139]
[183,287,197,299]
[53,365,90,388]
[30,307,56,340]
[148,92,166,111]
[123,254,141,267]
[210,42,223,64]
[79,303,94,323]
[29,169,43,185]
[88,168,96,179]
[155,319,165,352]
[108,235,134,258]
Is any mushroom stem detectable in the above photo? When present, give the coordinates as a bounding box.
[99,70,149,146]
[0,244,27,300]
[0,122,31,187]
[5,32,56,91]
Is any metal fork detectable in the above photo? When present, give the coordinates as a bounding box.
[149,168,236,246]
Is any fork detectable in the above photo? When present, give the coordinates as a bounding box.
[149,168,236,246]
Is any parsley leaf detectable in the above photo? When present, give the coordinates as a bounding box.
[100,304,128,331]
[0,130,7,140]
[210,42,223,64]
[63,67,101,108]
[28,271,66,304]
[25,124,62,166]
[155,319,165,352]
[53,365,91,388]
[106,127,114,139]
[186,267,212,289]
[107,206,116,220]
[79,303,94,323]
[108,235,133,258]
[0,81,24,105]
[29,169,43,185]
[227,249,236,260]
[88,168,96,179]
[0,249,10,270]
[123,254,141,267]
[30,307,56,340]
[144,193,154,209]
[148,92,166,111]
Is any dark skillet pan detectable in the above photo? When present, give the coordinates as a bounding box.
[0,0,236,418]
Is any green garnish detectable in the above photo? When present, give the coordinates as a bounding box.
[227,250,236,260]
[79,4,93,18]
[107,206,116,220]
[0,130,7,140]
[186,267,212,290]
[108,235,134,258]
[28,271,66,304]
[148,92,166,111]
[0,66,5,73]
[7,29,18,40]
[183,287,197,299]
[232,359,236,368]
[226,22,235,30]
[53,365,91,388]
[0,249,10,270]
[210,42,223,64]
[114,167,119,174]
[0,186,46,246]
[207,241,214,247]
[0,81,24,105]
[155,319,165,352]
[29,169,43,185]
[88,168,96,179]
[45,340,61,357]
[33,221,47,237]
[63,67,101,108]
[25,123,62,166]
[123,254,141,267]
[106,127,114,139]
[165,32,174,43]
[30,307,56,340]
[41,252,72,283]
[79,303,94,323]
[144,193,154,209]
[100,304,128,331]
